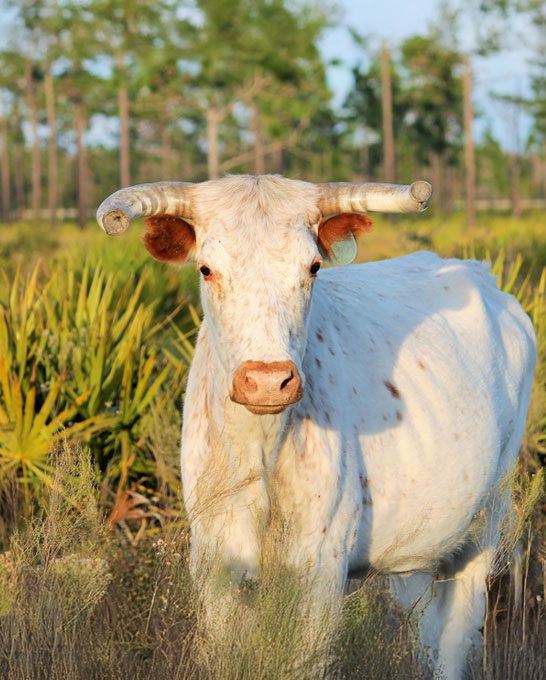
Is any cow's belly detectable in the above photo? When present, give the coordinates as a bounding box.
[360,418,500,573]
[348,345,514,573]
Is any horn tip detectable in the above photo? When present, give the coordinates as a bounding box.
[410,181,433,206]
[98,208,130,235]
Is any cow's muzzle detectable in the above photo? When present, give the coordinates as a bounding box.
[230,360,303,414]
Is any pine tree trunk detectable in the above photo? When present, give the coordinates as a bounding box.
[74,100,87,229]
[510,153,521,218]
[118,61,131,188]
[444,164,455,213]
[430,152,442,211]
[381,42,395,184]
[531,151,541,190]
[45,67,57,228]
[360,144,369,181]
[62,150,73,218]
[24,60,41,221]
[251,101,265,175]
[542,142,546,201]
[463,55,476,227]
[272,139,283,174]
[161,123,170,179]
[0,95,10,221]
[206,105,219,179]
[13,105,24,220]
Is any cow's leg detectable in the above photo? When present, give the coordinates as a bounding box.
[389,570,438,669]
[434,544,495,680]
[187,476,268,639]
[281,540,348,674]
[391,541,495,680]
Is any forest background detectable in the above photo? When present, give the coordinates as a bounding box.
[0,0,545,227]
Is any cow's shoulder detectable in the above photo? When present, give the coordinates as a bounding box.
[305,252,535,396]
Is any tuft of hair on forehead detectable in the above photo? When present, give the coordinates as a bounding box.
[190,175,321,233]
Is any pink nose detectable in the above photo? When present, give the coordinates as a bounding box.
[231,361,303,414]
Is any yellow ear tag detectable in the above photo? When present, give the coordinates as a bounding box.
[329,234,358,266]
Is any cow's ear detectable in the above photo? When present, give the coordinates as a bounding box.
[143,214,196,263]
[317,213,372,266]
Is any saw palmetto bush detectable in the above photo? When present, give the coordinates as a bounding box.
[0,256,199,524]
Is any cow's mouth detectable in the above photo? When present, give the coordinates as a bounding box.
[230,392,301,415]
[238,402,291,415]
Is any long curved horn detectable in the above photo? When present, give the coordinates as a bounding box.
[318,181,432,215]
[97,182,194,235]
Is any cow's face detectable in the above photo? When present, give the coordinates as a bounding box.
[142,176,371,415]
[197,214,320,414]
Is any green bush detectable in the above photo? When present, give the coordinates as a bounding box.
[0,255,199,519]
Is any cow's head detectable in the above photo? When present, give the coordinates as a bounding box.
[97,175,431,415]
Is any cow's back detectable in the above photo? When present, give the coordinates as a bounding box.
[291,252,536,573]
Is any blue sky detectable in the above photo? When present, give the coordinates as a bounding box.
[319,0,535,150]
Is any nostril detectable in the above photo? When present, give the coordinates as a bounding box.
[243,375,258,393]
[280,372,294,393]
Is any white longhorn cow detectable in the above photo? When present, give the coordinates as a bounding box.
[98,175,536,679]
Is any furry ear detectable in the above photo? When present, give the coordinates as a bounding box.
[317,213,372,266]
[143,215,196,263]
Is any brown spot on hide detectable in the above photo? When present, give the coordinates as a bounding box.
[315,358,322,369]
[322,526,327,534]
[418,360,426,371]
[454,433,461,441]
[316,331,324,342]
[463,471,470,482]
[384,380,401,399]
[143,214,196,263]
[396,410,403,422]
[317,213,373,261]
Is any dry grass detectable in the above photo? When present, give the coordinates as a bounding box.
[0,445,543,679]
[0,445,430,680]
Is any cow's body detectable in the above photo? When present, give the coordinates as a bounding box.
[98,175,536,680]
[182,251,535,679]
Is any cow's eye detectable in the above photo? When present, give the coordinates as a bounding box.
[200,265,212,278]
[310,261,321,275]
